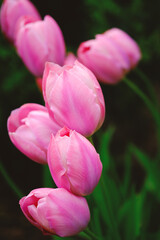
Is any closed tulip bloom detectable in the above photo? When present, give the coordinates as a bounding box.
[43,60,105,136]
[19,188,90,237]
[35,52,77,92]
[77,28,141,84]
[0,0,41,42]
[48,127,102,196]
[7,103,61,164]
[15,15,65,77]
[103,28,141,69]
[64,52,77,65]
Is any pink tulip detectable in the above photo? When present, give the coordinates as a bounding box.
[19,188,90,237]
[77,28,141,84]
[64,52,77,65]
[103,28,141,69]
[42,60,105,137]
[7,103,61,164]
[48,127,102,196]
[15,15,65,77]
[35,52,77,92]
[0,0,41,42]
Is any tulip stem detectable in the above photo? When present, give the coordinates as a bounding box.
[123,77,160,158]
[43,165,55,188]
[123,77,157,114]
[135,68,158,107]
[87,136,94,145]
[84,228,99,240]
[0,161,23,198]
[52,232,91,240]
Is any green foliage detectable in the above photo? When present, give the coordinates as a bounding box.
[130,145,160,199]
[89,128,160,239]
[118,189,146,240]
[98,126,115,171]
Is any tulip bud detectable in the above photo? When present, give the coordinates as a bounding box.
[77,28,141,84]
[0,0,41,42]
[103,28,141,69]
[15,15,65,77]
[48,127,102,196]
[7,103,61,164]
[19,188,90,237]
[64,52,77,65]
[35,52,77,92]
[42,60,105,137]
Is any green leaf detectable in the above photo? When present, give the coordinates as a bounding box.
[98,126,115,171]
[92,208,103,239]
[121,146,132,197]
[118,189,146,239]
[52,236,73,240]
[91,181,109,227]
[129,144,160,199]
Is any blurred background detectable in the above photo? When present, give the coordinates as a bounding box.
[0,0,160,239]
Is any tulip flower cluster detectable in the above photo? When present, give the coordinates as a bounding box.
[0,0,142,238]
[0,0,65,79]
[0,0,41,42]
[7,59,104,236]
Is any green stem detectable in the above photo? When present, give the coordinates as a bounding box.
[123,77,160,158]
[0,161,23,198]
[43,164,55,188]
[78,231,92,240]
[134,68,158,107]
[84,228,99,240]
[52,231,91,240]
[87,136,94,145]
[123,77,157,115]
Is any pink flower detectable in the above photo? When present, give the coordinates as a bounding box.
[7,103,61,164]
[19,188,90,237]
[35,52,77,92]
[15,15,65,77]
[0,0,41,42]
[77,28,141,84]
[48,127,102,196]
[64,52,77,65]
[103,28,141,69]
[42,60,105,137]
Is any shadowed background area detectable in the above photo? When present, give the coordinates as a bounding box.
[0,0,160,239]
